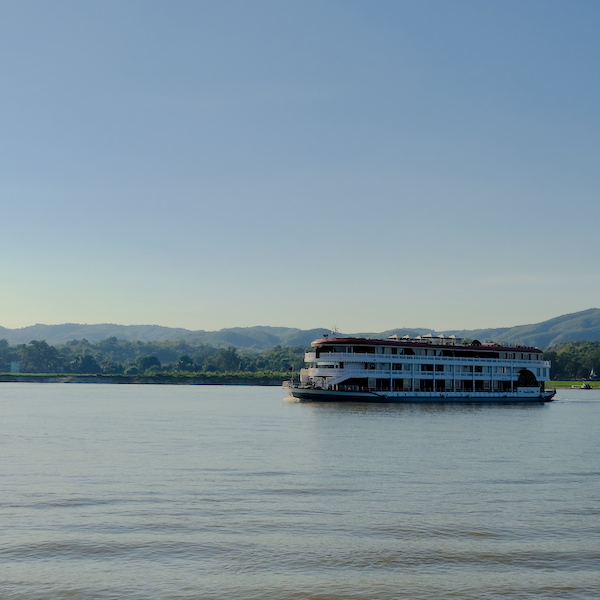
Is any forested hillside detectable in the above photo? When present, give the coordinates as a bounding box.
[1,309,599,348]
[444,308,600,348]
[0,324,329,348]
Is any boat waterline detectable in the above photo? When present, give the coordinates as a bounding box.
[284,382,555,403]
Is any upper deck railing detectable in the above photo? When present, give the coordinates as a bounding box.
[305,351,549,367]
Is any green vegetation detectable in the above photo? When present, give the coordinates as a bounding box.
[0,337,306,376]
[543,341,600,381]
[1,336,600,384]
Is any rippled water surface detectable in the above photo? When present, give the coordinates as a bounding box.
[0,384,598,599]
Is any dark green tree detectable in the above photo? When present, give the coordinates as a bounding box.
[19,340,63,373]
[215,347,240,372]
[100,360,124,374]
[175,355,197,372]
[0,339,17,371]
[68,354,102,374]
[136,355,161,372]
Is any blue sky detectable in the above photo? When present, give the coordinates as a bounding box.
[1,0,599,332]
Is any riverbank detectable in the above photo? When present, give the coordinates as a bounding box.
[549,380,600,389]
[0,373,288,385]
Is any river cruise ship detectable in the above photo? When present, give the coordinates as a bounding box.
[284,334,555,403]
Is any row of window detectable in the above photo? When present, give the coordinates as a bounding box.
[309,363,549,378]
[366,379,527,392]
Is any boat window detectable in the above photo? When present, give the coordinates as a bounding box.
[354,346,376,354]
[316,348,334,357]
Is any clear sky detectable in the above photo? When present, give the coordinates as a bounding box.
[1,0,599,333]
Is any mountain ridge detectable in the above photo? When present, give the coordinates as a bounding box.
[1,309,599,349]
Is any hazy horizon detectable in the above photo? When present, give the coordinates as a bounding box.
[3,307,598,335]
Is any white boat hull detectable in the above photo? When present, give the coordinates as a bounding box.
[284,383,555,404]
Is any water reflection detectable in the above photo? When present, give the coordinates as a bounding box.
[300,400,547,416]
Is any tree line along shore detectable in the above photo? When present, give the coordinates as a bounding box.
[0,337,304,380]
[0,337,599,384]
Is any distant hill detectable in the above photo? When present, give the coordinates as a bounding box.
[443,308,600,348]
[0,323,330,349]
[1,308,599,349]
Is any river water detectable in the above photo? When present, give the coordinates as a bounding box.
[0,384,598,599]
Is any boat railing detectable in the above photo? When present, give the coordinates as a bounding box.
[305,367,545,380]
